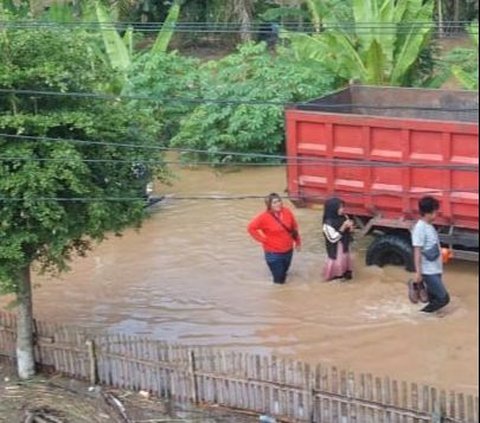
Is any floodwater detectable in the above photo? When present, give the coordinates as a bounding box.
[2,165,479,395]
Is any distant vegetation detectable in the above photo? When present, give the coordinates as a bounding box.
[1,0,478,159]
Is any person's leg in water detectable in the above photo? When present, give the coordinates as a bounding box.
[342,249,353,281]
[281,250,293,282]
[265,252,289,284]
[420,274,450,313]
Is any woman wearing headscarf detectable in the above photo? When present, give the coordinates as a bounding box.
[248,193,301,284]
[322,197,354,281]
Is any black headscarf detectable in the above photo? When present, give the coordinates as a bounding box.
[322,197,352,259]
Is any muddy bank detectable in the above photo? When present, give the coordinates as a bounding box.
[0,362,257,422]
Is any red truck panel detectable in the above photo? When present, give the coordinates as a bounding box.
[286,110,479,230]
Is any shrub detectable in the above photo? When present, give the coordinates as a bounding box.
[171,42,336,163]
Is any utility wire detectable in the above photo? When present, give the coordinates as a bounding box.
[0,188,478,204]
[1,134,478,170]
[0,88,478,112]
[0,20,476,35]
[3,20,476,26]
[1,156,478,171]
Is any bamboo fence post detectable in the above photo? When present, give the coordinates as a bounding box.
[85,339,98,385]
[188,349,198,404]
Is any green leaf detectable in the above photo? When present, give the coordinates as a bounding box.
[123,26,133,58]
[365,39,385,84]
[390,2,433,84]
[150,0,181,54]
[303,0,324,32]
[40,1,75,22]
[451,65,478,90]
[95,1,131,73]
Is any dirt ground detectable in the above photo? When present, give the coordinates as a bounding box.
[0,362,258,423]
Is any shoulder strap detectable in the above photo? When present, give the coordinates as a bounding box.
[270,212,294,235]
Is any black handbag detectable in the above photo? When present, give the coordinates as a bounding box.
[422,244,440,261]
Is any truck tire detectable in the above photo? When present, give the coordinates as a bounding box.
[366,234,415,272]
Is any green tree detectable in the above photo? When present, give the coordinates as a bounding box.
[171,42,336,162]
[0,28,167,378]
[126,51,204,140]
[286,0,436,86]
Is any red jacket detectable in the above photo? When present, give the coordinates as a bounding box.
[247,207,301,253]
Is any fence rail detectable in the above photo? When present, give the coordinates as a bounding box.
[0,311,478,423]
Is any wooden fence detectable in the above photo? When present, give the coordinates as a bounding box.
[0,311,478,423]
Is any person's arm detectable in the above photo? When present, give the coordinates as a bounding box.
[411,224,425,282]
[290,210,302,248]
[414,247,423,283]
[323,223,342,243]
[247,214,267,244]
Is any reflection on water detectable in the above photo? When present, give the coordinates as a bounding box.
[2,165,478,394]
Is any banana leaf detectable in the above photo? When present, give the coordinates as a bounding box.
[364,39,385,84]
[95,1,131,73]
[123,26,133,58]
[150,0,181,54]
[303,0,324,32]
[452,66,478,90]
[390,1,433,84]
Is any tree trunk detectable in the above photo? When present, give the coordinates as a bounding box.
[437,0,444,38]
[16,265,35,379]
[235,0,253,43]
[453,0,460,22]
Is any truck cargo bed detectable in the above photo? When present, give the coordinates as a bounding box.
[286,86,479,231]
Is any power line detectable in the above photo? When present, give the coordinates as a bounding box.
[0,20,476,36]
[4,20,476,26]
[1,155,478,170]
[1,88,477,112]
[1,134,478,170]
[0,189,478,204]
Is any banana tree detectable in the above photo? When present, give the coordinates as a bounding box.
[286,0,435,86]
[94,0,181,93]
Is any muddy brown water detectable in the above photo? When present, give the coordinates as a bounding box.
[1,165,478,395]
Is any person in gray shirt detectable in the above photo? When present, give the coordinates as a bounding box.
[411,196,450,313]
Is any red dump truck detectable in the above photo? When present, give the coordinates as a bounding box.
[285,86,478,270]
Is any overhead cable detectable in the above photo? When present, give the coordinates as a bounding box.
[0,88,477,112]
[0,20,476,36]
[1,134,478,170]
[0,189,478,204]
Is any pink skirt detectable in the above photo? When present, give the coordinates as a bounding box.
[322,243,353,281]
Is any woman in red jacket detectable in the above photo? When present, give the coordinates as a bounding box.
[247,193,301,284]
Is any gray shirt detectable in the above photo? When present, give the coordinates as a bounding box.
[411,219,443,275]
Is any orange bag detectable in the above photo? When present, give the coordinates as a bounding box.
[441,248,453,264]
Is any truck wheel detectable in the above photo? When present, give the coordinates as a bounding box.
[366,234,415,272]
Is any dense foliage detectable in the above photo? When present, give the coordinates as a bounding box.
[170,42,336,162]
[0,28,167,292]
[126,52,204,140]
